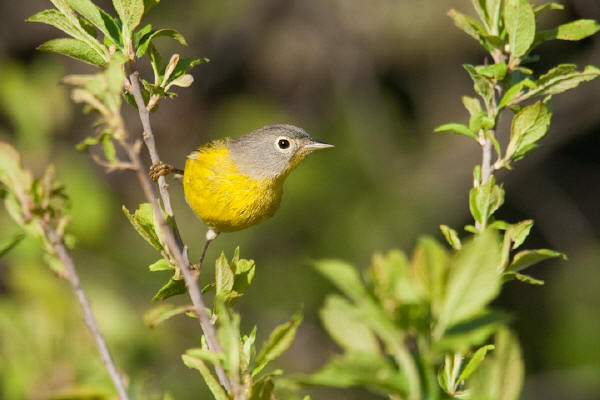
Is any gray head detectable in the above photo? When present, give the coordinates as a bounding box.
[226,124,333,180]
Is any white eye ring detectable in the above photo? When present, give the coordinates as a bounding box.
[275,136,292,152]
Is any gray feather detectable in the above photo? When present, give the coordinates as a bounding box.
[226,124,315,179]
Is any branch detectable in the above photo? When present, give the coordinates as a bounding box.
[45,227,131,400]
[123,69,232,392]
[480,133,493,185]
[480,52,507,187]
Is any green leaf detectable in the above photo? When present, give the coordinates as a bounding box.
[148,43,162,83]
[241,326,257,374]
[475,62,508,80]
[457,344,495,383]
[469,176,504,228]
[518,65,600,103]
[101,133,116,162]
[231,257,255,298]
[320,295,380,354]
[112,0,144,35]
[436,309,507,353]
[75,131,111,152]
[486,131,502,161]
[302,352,408,397]
[490,220,511,230]
[152,277,186,301]
[504,0,535,58]
[122,203,163,251]
[469,0,488,26]
[253,310,302,377]
[532,20,600,48]
[436,230,502,337]
[0,142,33,197]
[464,64,494,106]
[508,248,566,272]
[486,0,503,35]
[144,303,191,328]
[469,111,495,133]
[498,78,535,108]
[470,329,524,400]
[313,259,367,302]
[434,123,478,140]
[136,28,187,57]
[369,250,420,307]
[215,252,234,296]
[534,2,564,16]
[148,258,171,271]
[440,225,461,250]
[64,0,122,46]
[552,19,600,41]
[78,16,97,37]
[537,64,600,95]
[508,220,533,249]
[184,347,225,367]
[27,8,106,59]
[111,0,142,55]
[38,38,107,67]
[505,101,552,162]
[181,354,229,400]
[411,236,449,315]
[210,251,254,304]
[504,271,544,285]
[462,96,482,116]
[214,299,240,379]
[437,359,451,394]
[0,233,25,258]
[447,9,493,50]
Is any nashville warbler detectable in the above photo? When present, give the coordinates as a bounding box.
[150,124,333,235]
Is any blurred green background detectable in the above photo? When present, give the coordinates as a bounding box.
[1,0,600,399]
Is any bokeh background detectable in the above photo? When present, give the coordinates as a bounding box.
[1,0,599,399]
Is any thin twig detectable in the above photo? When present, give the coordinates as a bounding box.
[124,69,233,392]
[200,229,218,265]
[127,71,180,245]
[45,227,130,400]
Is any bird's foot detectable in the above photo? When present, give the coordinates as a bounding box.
[149,161,183,182]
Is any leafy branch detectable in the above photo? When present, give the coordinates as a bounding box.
[303,1,598,399]
[26,1,305,399]
[0,142,131,400]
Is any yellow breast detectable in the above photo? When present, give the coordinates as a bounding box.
[183,140,283,232]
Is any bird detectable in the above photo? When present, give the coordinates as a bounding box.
[150,124,333,239]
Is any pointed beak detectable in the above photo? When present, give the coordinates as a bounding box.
[304,140,335,151]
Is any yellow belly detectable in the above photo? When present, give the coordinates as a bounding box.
[183,142,282,232]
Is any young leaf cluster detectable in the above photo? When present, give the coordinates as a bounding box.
[28,0,205,163]
[439,0,599,170]
[0,142,71,275]
[142,249,304,400]
[304,232,520,399]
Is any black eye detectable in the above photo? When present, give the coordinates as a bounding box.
[278,139,290,149]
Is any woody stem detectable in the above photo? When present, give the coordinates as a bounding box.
[44,226,130,400]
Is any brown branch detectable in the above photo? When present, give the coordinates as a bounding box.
[45,227,130,400]
[123,69,232,392]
